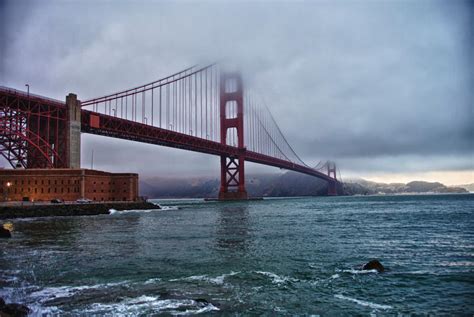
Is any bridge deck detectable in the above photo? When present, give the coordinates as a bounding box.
[81,110,333,182]
[1,87,335,184]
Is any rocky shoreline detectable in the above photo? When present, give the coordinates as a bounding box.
[0,201,159,219]
[0,297,30,317]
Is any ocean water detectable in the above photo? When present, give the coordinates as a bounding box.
[1,194,473,316]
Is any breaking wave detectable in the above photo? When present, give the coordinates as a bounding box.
[335,294,392,310]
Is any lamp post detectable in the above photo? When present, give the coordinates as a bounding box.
[5,181,11,202]
[25,84,30,109]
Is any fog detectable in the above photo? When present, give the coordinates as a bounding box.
[1,0,472,183]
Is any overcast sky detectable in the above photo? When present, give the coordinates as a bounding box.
[1,0,472,184]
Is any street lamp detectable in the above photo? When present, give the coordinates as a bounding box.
[5,181,11,202]
[25,84,30,109]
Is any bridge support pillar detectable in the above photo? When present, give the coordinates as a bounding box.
[65,93,81,168]
[327,162,338,196]
[219,155,247,200]
[328,180,337,196]
[218,72,248,200]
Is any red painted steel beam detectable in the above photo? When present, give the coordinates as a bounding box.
[81,110,336,183]
[0,87,338,184]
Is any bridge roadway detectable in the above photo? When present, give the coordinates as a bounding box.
[81,109,334,182]
[0,86,333,183]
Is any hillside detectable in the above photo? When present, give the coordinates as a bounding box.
[456,183,474,193]
[139,172,467,198]
[343,179,468,195]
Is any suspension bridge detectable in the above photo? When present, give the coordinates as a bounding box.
[0,64,340,199]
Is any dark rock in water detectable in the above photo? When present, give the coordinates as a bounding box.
[362,259,385,272]
[0,227,11,238]
[194,298,209,306]
[157,291,171,299]
[1,303,31,317]
[0,297,5,309]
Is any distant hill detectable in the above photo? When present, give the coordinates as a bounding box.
[139,172,467,198]
[456,183,474,193]
[344,179,468,195]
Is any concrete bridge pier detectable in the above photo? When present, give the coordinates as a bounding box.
[65,93,81,169]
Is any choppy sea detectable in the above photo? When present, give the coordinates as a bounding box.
[1,194,473,315]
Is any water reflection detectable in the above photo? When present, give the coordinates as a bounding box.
[12,218,78,248]
[74,214,142,259]
[216,205,251,252]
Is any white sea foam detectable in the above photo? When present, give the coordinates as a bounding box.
[160,206,180,211]
[77,295,219,315]
[335,294,392,310]
[439,261,474,267]
[255,271,298,285]
[170,272,239,285]
[109,209,160,214]
[144,277,162,285]
[29,281,129,302]
[337,269,379,274]
[330,274,340,279]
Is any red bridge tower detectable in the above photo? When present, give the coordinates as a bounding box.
[219,73,248,200]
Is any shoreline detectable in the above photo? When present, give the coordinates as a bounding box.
[0,201,159,220]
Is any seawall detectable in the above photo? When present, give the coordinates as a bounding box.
[0,201,159,219]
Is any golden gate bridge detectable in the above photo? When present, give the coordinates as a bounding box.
[0,64,340,199]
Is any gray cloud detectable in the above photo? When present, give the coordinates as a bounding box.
[1,0,472,177]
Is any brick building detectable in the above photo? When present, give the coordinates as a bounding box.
[0,169,139,202]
